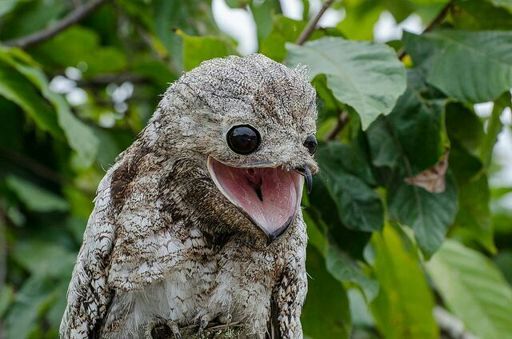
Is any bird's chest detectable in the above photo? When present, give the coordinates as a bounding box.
[165,248,279,324]
[110,245,281,338]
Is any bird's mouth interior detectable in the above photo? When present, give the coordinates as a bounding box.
[207,157,303,240]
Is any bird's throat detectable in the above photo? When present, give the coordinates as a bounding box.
[207,157,303,241]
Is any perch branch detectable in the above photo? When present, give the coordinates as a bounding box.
[4,0,109,49]
[296,0,335,46]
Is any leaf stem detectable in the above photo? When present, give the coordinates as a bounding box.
[4,0,109,49]
[326,111,349,141]
[295,0,335,46]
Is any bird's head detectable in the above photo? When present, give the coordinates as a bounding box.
[146,54,318,243]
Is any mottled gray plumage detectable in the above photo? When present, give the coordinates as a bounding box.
[60,54,318,339]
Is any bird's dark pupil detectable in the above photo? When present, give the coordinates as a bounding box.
[304,135,317,155]
[227,125,261,155]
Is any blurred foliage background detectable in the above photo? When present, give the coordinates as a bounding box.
[0,0,512,338]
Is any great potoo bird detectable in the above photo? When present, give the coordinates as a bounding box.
[60,54,318,339]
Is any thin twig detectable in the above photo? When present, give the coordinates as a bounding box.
[0,147,64,185]
[295,0,335,46]
[398,0,454,60]
[326,111,349,141]
[4,0,109,49]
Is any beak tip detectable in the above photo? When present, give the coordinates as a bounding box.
[296,165,313,195]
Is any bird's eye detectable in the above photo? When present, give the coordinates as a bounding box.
[304,135,317,155]
[227,125,261,155]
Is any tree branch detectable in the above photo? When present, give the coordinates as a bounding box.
[4,0,109,49]
[295,0,335,46]
[0,147,64,185]
[398,0,454,60]
[326,111,349,141]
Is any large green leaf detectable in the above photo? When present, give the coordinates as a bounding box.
[404,30,512,103]
[370,225,439,339]
[427,240,512,339]
[302,246,351,339]
[366,70,456,255]
[316,142,383,232]
[287,37,406,129]
[366,69,448,175]
[388,174,458,256]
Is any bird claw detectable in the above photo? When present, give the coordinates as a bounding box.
[198,317,209,333]
[170,322,182,339]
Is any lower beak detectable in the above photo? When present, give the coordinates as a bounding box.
[295,165,313,194]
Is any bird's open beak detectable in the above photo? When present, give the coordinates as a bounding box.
[207,157,311,242]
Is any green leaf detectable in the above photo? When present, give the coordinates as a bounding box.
[494,250,512,285]
[453,0,512,30]
[388,174,458,256]
[250,0,281,42]
[337,0,384,40]
[178,32,238,71]
[0,284,14,318]
[480,92,510,167]
[370,225,439,339]
[286,37,407,129]
[151,0,219,71]
[4,277,59,339]
[0,0,18,17]
[445,102,484,155]
[6,176,68,212]
[365,69,455,256]
[0,47,99,166]
[34,26,127,76]
[427,240,512,339]
[302,246,351,339]
[486,0,512,12]
[449,145,495,253]
[326,242,379,301]
[0,61,60,136]
[404,30,512,103]
[316,142,384,232]
[260,16,307,62]
[11,240,75,278]
[366,70,449,174]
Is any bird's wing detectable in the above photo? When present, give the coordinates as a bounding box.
[61,148,190,338]
[60,163,119,339]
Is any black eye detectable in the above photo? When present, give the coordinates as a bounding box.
[227,125,261,155]
[304,135,317,155]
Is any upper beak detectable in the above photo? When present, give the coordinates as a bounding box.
[295,165,313,194]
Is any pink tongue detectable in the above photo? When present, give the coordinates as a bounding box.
[207,158,303,237]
